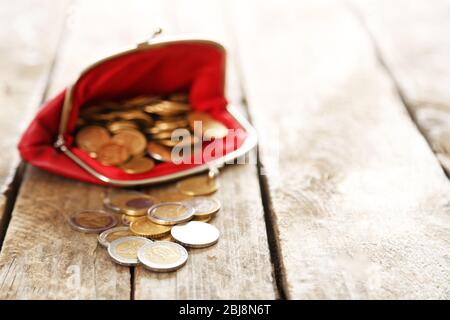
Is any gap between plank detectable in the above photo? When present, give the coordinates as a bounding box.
[346,1,450,180]
[0,3,73,251]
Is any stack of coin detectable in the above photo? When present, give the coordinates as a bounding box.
[68,174,222,272]
[74,93,221,174]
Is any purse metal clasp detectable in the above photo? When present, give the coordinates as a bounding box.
[137,28,163,48]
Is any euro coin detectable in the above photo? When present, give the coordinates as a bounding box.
[176,175,219,196]
[121,214,141,226]
[123,95,161,107]
[97,143,130,166]
[75,126,110,156]
[98,226,136,248]
[147,142,173,162]
[143,101,190,117]
[137,241,188,272]
[107,120,139,134]
[203,121,228,140]
[130,216,172,239]
[148,202,195,226]
[154,119,189,131]
[120,157,155,174]
[108,236,152,266]
[168,92,189,103]
[68,210,118,233]
[104,191,158,216]
[112,129,147,156]
[171,221,220,248]
[183,197,220,217]
[192,215,212,223]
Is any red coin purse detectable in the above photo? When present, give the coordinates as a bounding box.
[18,35,257,186]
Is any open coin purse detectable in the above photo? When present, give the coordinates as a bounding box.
[18,35,257,186]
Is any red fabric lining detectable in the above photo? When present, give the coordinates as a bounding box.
[18,41,248,185]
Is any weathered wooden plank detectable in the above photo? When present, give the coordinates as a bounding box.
[0,0,173,299]
[350,0,450,175]
[0,0,70,241]
[134,0,276,299]
[230,0,450,299]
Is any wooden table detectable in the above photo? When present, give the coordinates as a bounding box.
[0,0,449,299]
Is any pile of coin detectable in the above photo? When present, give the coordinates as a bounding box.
[68,174,221,272]
[74,93,229,173]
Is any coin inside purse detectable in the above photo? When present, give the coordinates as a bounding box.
[19,40,250,185]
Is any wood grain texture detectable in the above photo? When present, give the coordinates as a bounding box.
[0,0,69,238]
[350,0,450,175]
[134,0,276,299]
[0,0,275,299]
[0,0,174,299]
[230,0,450,299]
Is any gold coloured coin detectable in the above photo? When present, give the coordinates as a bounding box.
[188,112,228,140]
[105,191,158,216]
[192,215,212,223]
[203,121,229,140]
[137,241,188,272]
[130,217,172,239]
[98,226,136,248]
[123,95,161,107]
[120,157,155,174]
[108,236,152,266]
[154,119,189,131]
[107,120,139,134]
[147,142,173,162]
[97,143,130,166]
[75,126,110,155]
[112,129,147,156]
[183,197,221,217]
[151,131,174,140]
[168,92,189,103]
[68,210,118,233]
[176,175,219,196]
[147,202,194,226]
[143,101,190,117]
[121,214,141,226]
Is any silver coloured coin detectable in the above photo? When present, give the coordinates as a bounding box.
[183,197,220,217]
[137,241,188,272]
[171,221,220,248]
[97,226,135,248]
[108,236,153,266]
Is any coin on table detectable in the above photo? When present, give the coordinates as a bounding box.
[130,216,172,239]
[112,129,147,156]
[98,226,136,248]
[108,236,152,266]
[104,191,158,216]
[176,175,219,196]
[147,142,173,162]
[137,241,188,272]
[171,221,220,248]
[192,215,212,223]
[148,202,194,226]
[75,126,110,156]
[183,197,220,218]
[121,214,141,226]
[68,210,118,233]
[120,157,155,174]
